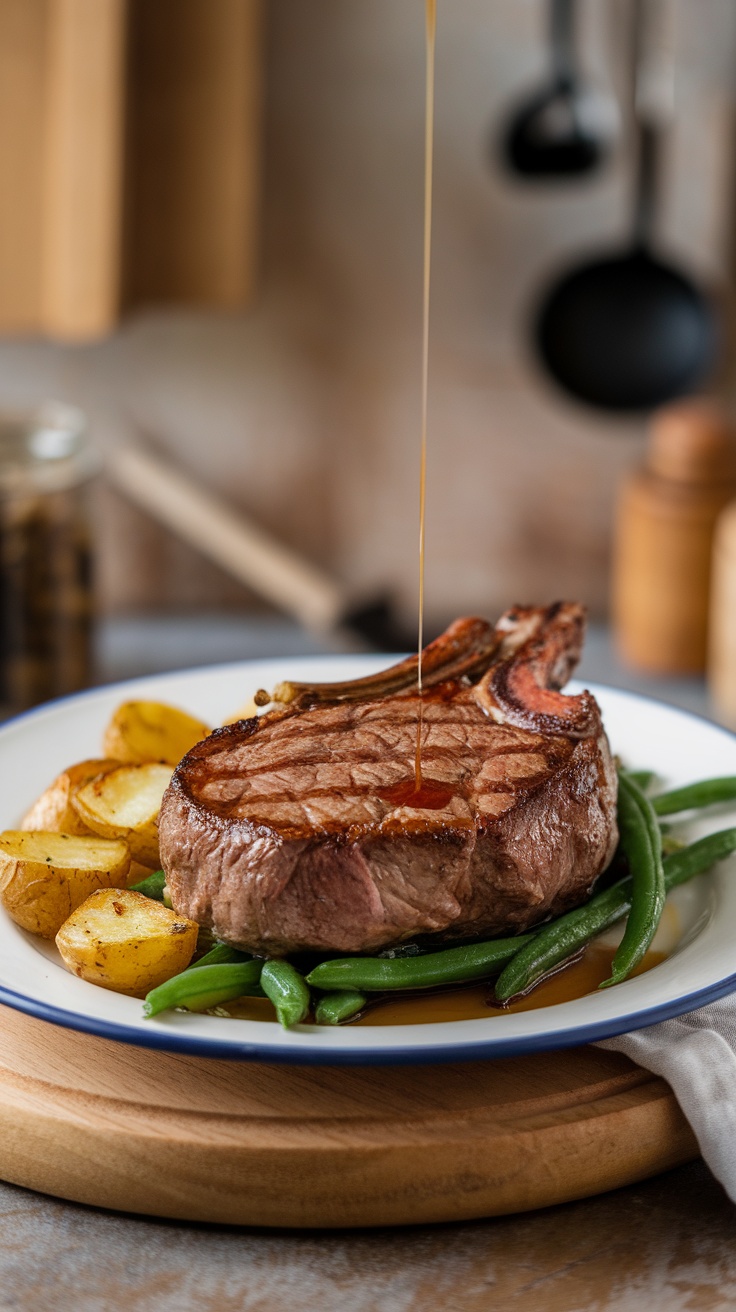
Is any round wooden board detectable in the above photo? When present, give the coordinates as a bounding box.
[0,1003,698,1228]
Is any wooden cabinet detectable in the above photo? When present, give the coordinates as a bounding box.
[0,0,263,341]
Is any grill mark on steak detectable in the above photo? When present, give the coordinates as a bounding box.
[189,736,557,816]
[209,770,547,813]
[189,737,547,786]
[159,602,619,956]
[194,737,546,786]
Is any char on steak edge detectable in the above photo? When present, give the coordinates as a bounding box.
[159,603,618,956]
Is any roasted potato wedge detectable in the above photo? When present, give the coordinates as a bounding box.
[103,700,210,766]
[21,759,120,836]
[72,763,173,867]
[55,888,198,995]
[0,831,131,939]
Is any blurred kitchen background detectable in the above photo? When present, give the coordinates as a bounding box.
[2,0,736,718]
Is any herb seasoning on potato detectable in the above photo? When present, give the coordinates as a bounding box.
[55,888,198,995]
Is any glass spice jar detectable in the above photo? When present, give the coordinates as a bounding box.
[0,402,97,716]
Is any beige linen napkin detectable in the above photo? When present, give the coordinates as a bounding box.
[598,997,736,1201]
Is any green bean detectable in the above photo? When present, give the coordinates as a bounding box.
[189,943,252,969]
[305,934,534,993]
[652,777,736,817]
[604,772,665,987]
[495,827,736,1001]
[260,960,311,1028]
[377,943,423,959]
[314,990,367,1025]
[143,960,263,1018]
[661,827,736,890]
[129,869,167,901]
[623,769,656,791]
[660,834,685,857]
[495,882,635,1002]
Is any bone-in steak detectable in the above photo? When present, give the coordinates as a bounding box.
[159,603,618,955]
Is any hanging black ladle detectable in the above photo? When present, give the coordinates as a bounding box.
[501,0,615,179]
[534,1,717,411]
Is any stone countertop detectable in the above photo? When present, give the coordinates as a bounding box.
[1,615,733,1312]
[1,1159,734,1312]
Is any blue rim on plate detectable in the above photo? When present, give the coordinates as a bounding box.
[3,972,736,1066]
[0,659,735,1065]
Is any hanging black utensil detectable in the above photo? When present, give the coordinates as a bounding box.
[534,0,717,410]
[501,0,615,179]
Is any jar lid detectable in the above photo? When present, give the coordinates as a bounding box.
[0,402,99,497]
[647,400,736,484]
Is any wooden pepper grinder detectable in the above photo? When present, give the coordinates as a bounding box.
[611,400,736,675]
[708,501,736,727]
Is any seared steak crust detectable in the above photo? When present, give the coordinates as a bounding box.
[159,604,618,955]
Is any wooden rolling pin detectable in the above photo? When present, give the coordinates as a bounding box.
[107,443,407,650]
[611,400,736,675]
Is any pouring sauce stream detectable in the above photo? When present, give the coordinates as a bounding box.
[415,0,436,792]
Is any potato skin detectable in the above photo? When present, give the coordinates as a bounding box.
[21,760,120,836]
[72,763,173,867]
[103,701,210,766]
[0,831,131,939]
[55,888,198,994]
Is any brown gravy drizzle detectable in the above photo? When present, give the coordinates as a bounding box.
[353,944,667,1026]
[219,944,667,1027]
[379,776,454,810]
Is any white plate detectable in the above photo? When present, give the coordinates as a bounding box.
[0,657,734,1065]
